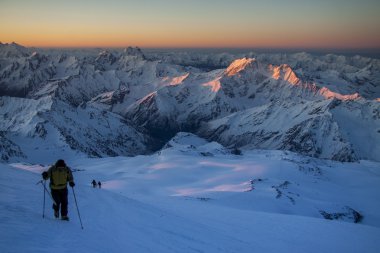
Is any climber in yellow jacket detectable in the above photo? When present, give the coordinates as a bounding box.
[42,159,75,221]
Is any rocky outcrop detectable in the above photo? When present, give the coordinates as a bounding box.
[0,132,26,162]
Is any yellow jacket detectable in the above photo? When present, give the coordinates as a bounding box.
[46,165,74,190]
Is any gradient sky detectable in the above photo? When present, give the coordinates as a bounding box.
[1,0,380,48]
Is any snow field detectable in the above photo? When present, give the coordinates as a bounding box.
[1,146,380,253]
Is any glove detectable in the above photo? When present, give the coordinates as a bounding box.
[69,182,75,187]
[42,172,48,180]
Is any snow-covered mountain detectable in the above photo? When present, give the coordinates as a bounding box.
[0,96,150,163]
[201,99,379,162]
[1,43,379,162]
[0,42,32,58]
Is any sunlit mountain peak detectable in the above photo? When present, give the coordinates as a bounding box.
[225,57,256,77]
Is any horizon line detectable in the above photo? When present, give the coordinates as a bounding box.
[2,42,380,51]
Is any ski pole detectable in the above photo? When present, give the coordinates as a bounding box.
[43,180,46,218]
[37,180,57,206]
[71,187,84,229]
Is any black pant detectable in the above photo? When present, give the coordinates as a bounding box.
[51,188,68,217]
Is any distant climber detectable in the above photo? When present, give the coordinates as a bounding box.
[98,181,102,188]
[41,159,75,221]
[92,179,97,188]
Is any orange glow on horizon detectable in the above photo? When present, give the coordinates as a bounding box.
[1,0,379,49]
[2,34,380,49]
[2,24,379,49]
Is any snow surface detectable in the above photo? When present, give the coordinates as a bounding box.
[1,134,380,253]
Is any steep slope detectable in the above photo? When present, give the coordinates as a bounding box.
[0,96,150,163]
[199,99,368,161]
[0,132,26,162]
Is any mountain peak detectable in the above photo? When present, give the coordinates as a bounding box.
[123,46,145,59]
[0,42,30,58]
[225,58,256,77]
[268,64,300,85]
[95,50,117,65]
[98,50,113,56]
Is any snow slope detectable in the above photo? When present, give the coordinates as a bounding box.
[1,134,380,253]
[0,96,150,163]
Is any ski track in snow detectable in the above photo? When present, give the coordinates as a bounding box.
[1,148,380,253]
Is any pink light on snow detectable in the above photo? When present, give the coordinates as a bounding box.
[199,161,266,178]
[199,161,235,168]
[173,182,251,196]
[202,77,222,92]
[269,64,300,85]
[225,58,254,77]
[10,163,47,173]
[208,182,250,192]
[169,73,189,86]
[173,188,204,196]
[199,161,265,173]
[149,162,178,170]
[319,87,360,101]
[102,180,125,190]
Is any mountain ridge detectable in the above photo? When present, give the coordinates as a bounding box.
[0,43,379,162]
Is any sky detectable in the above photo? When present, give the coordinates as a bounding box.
[0,0,380,48]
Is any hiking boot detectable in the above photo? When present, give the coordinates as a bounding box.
[54,210,59,218]
[61,216,69,221]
